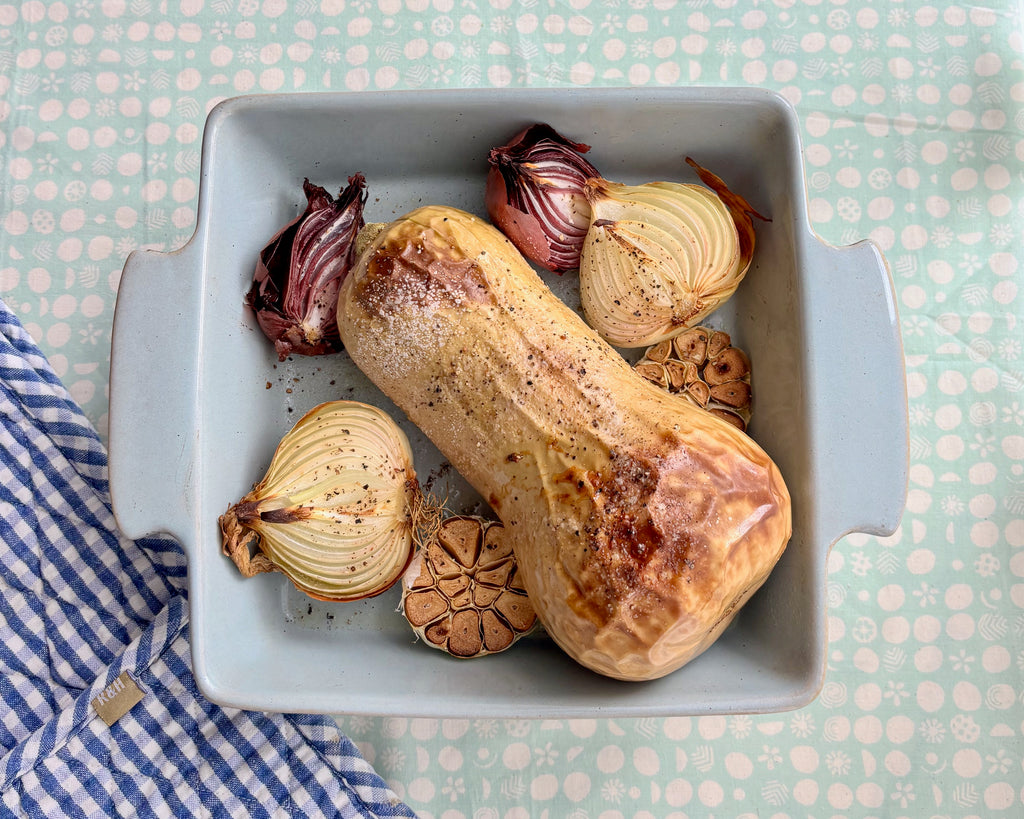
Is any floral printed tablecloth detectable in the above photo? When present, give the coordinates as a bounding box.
[2,1,1022,817]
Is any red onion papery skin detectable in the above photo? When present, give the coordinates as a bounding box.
[486,124,601,274]
[247,175,367,361]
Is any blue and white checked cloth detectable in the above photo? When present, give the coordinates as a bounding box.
[0,299,415,818]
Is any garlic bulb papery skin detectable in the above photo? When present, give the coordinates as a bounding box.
[579,178,753,348]
[219,400,420,602]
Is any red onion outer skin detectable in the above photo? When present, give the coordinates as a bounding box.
[485,166,551,269]
[486,124,601,274]
[247,175,366,360]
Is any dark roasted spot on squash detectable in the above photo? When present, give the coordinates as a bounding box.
[588,452,667,568]
[355,229,496,317]
[559,446,729,629]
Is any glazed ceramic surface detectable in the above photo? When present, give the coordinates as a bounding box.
[109,88,907,716]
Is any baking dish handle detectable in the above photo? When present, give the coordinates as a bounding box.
[805,237,909,543]
[109,242,201,547]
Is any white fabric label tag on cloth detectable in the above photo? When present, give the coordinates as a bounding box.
[92,672,146,726]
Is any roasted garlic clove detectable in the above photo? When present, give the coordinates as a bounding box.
[685,378,711,408]
[664,359,696,392]
[401,516,537,658]
[633,360,669,390]
[705,327,733,363]
[644,339,674,364]
[706,347,750,383]
[634,326,753,432]
[710,407,747,430]
[673,326,709,364]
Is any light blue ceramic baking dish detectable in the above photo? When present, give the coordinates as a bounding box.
[109,88,908,717]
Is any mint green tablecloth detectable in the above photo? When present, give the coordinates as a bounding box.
[2,2,1022,816]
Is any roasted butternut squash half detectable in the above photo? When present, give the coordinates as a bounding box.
[337,206,791,681]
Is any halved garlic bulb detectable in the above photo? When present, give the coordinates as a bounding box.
[578,161,766,348]
[633,326,753,432]
[401,517,537,658]
[219,400,421,601]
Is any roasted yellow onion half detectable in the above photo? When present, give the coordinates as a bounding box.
[219,400,421,601]
[579,159,767,348]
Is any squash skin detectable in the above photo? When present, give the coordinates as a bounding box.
[337,206,792,681]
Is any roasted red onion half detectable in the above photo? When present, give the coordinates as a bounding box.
[247,175,367,360]
[485,124,601,274]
